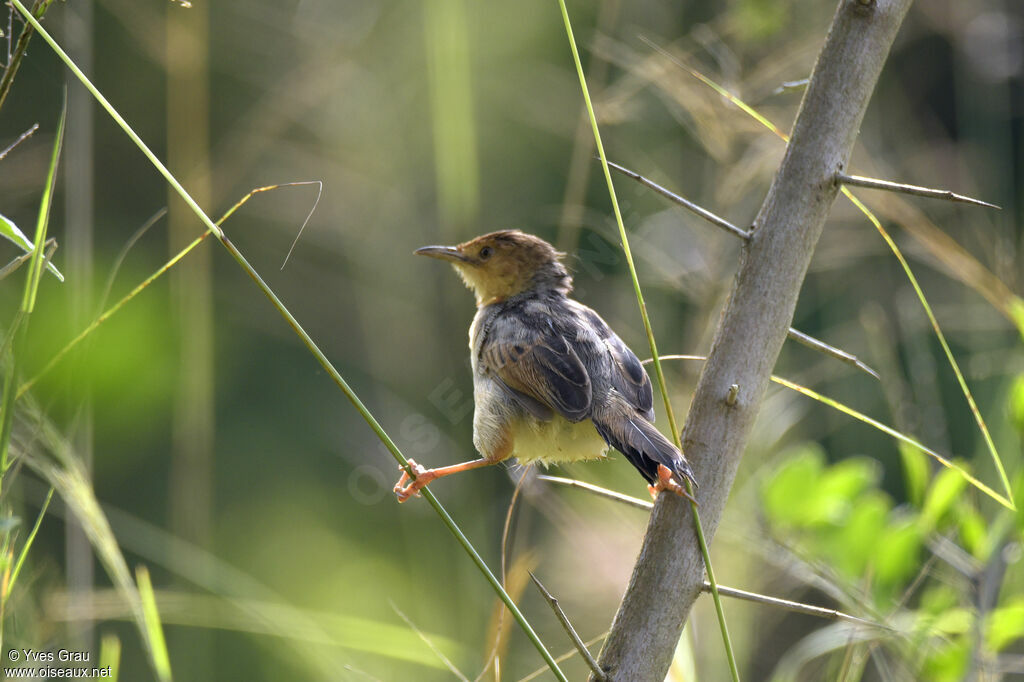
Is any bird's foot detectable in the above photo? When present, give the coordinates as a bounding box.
[394,460,435,503]
[648,464,697,504]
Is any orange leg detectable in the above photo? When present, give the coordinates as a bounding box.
[393,457,496,503]
[647,464,697,504]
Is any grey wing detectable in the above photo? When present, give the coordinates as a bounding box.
[576,305,654,419]
[477,312,593,423]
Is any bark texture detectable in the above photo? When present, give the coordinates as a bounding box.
[595,1,915,679]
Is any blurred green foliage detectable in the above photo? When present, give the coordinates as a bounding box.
[761,431,1024,678]
[0,0,1021,679]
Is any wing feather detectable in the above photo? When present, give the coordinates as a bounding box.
[576,306,654,418]
[479,318,592,423]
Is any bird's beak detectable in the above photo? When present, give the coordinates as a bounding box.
[415,245,469,263]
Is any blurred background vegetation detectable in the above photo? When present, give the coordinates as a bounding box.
[1,0,1022,679]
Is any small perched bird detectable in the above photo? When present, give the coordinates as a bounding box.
[395,230,696,503]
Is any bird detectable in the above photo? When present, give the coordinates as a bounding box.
[394,230,696,503]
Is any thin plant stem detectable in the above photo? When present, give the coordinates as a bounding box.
[0,0,57,115]
[537,475,652,510]
[390,601,470,682]
[0,122,39,161]
[651,354,1011,508]
[555,2,740,679]
[10,4,566,676]
[0,98,64,505]
[530,572,607,681]
[280,180,322,269]
[4,487,54,606]
[663,51,1014,511]
[517,632,609,682]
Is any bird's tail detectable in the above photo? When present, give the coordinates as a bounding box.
[594,414,696,488]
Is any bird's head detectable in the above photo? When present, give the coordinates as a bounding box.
[416,230,572,306]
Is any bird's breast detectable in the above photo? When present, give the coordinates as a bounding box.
[507,415,609,465]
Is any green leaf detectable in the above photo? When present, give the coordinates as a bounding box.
[874,518,923,590]
[900,441,929,507]
[921,635,969,682]
[815,457,879,512]
[0,212,64,282]
[919,584,958,616]
[825,491,890,578]
[987,599,1024,652]
[921,466,969,532]
[957,504,988,560]
[1009,374,1024,432]
[928,607,973,635]
[762,444,826,527]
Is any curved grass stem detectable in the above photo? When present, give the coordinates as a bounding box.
[555,2,740,679]
[11,2,567,677]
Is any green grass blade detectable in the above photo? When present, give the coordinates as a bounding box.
[60,589,467,670]
[654,354,1015,510]
[16,421,164,680]
[0,98,66,491]
[4,487,53,605]
[16,231,209,399]
[841,190,1014,510]
[555,2,740,680]
[0,213,64,281]
[216,235,567,681]
[136,566,173,682]
[22,90,66,314]
[98,634,121,682]
[666,59,1015,512]
[8,0,223,243]
[9,5,566,675]
[18,183,312,399]
[770,374,1012,508]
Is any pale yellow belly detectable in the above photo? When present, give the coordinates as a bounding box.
[508,416,609,465]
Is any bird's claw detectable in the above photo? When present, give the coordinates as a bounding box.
[648,464,697,504]
[394,459,432,503]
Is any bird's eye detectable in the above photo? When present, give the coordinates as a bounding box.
[479,246,493,260]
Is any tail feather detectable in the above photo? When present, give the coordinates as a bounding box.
[594,415,696,488]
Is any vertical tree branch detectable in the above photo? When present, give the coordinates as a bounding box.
[595,1,914,679]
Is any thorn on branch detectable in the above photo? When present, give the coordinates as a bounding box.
[787,328,881,380]
[604,159,751,240]
[529,572,608,682]
[836,172,1000,209]
[773,79,810,95]
[0,122,38,161]
[700,581,892,631]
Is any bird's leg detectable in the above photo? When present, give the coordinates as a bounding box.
[394,457,495,503]
[647,464,697,504]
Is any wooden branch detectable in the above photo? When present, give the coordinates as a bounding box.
[594,1,914,679]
